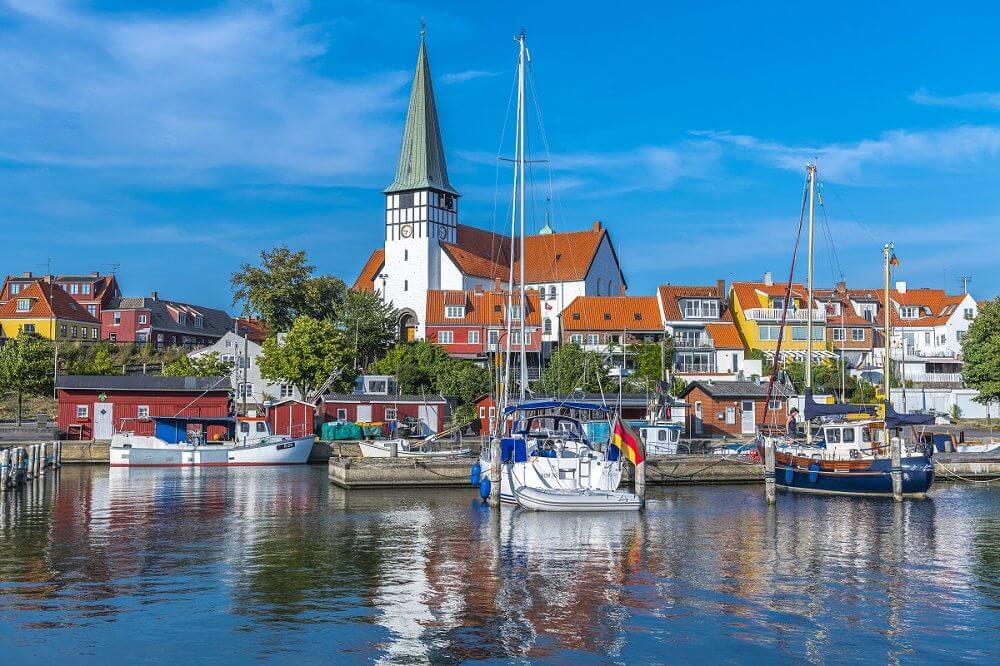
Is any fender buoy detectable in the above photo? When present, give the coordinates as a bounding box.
[479,478,491,501]
[470,462,481,487]
[784,467,794,485]
[808,462,820,484]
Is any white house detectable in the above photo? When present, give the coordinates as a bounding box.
[885,282,978,385]
[351,33,626,348]
[188,331,301,405]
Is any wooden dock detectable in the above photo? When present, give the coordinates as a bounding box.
[1,442,62,491]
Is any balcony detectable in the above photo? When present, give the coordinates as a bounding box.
[746,308,826,323]
[673,338,715,350]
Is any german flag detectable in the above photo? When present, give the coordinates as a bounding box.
[890,254,900,267]
[611,416,645,466]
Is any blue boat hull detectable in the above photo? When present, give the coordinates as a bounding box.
[775,455,935,496]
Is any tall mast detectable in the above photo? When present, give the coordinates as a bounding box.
[883,243,892,407]
[517,31,528,401]
[805,164,816,446]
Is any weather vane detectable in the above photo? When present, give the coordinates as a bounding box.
[420,17,426,36]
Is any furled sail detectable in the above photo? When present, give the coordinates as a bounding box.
[802,389,877,421]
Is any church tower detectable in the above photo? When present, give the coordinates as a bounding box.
[382,30,460,340]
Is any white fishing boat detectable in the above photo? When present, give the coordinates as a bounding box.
[358,438,471,458]
[639,422,682,456]
[110,415,313,467]
[512,485,642,512]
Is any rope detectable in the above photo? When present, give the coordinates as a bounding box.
[935,465,1000,484]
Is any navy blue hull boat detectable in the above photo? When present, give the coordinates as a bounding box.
[774,452,934,497]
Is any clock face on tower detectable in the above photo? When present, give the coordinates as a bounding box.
[437,225,448,239]
[400,223,413,238]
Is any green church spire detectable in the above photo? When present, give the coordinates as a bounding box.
[385,31,459,196]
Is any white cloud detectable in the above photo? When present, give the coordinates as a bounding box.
[909,88,1000,110]
[441,69,500,84]
[698,126,1000,183]
[0,0,407,185]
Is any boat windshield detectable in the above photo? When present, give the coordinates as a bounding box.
[520,415,586,440]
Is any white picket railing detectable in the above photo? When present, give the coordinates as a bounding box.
[746,308,826,322]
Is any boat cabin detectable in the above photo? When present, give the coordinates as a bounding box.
[149,415,275,446]
[640,423,682,454]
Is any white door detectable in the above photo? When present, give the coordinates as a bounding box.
[418,405,439,433]
[356,405,373,422]
[740,400,756,435]
[694,401,703,435]
[93,403,114,440]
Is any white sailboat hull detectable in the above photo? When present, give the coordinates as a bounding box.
[358,439,471,458]
[110,436,314,467]
[513,485,642,512]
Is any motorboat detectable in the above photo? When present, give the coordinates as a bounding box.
[638,422,682,456]
[110,415,313,466]
[919,429,1000,455]
[358,421,471,458]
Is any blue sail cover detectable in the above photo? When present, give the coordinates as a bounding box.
[802,389,877,421]
[503,399,612,415]
[884,402,935,429]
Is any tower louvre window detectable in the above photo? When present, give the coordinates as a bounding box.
[400,192,414,208]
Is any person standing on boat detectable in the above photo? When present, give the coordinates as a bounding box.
[786,408,800,436]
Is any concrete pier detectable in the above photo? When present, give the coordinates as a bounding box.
[329,457,473,489]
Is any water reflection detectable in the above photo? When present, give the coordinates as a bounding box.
[0,467,997,663]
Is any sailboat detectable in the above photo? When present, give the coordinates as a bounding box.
[756,165,935,497]
[472,32,640,512]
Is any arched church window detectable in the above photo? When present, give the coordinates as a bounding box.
[548,286,556,300]
[544,318,552,334]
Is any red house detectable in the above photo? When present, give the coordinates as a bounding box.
[1,271,121,321]
[678,380,794,438]
[321,394,449,433]
[56,375,231,440]
[102,292,235,348]
[266,398,316,438]
[425,288,542,377]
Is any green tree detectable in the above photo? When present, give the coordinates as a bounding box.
[163,352,234,378]
[342,290,398,369]
[631,341,672,390]
[71,344,119,375]
[231,246,347,333]
[536,343,609,395]
[437,359,491,408]
[369,340,453,395]
[258,316,350,397]
[962,297,1000,408]
[0,334,54,425]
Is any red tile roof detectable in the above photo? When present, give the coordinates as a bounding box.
[561,296,662,332]
[352,249,385,292]
[657,283,733,322]
[0,281,100,323]
[705,322,744,349]
[425,289,541,327]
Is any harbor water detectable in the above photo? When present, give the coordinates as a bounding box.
[0,465,998,663]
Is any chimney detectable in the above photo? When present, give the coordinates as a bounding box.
[42,275,53,284]
[90,271,99,278]
[151,291,159,301]
[592,220,602,231]
[764,272,773,286]
[21,271,31,278]
[836,280,846,295]
[716,279,726,300]
[619,283,626,296]
[895,281,907,294]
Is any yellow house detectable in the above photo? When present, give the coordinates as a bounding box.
[730,278,831,358]
[0,280,102,342]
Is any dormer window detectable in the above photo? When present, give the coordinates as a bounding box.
[572,313,580,320]
[16,298,31,312]
[603,313,611,321]
[177,312,187,326]
[82,284,90,294]
[10,283,21,295]
[899,306,919,319]
[682,299,720,319]
[194,314,204,328]
[634,313,642,321]
[445,306,465,319]
[507,305,523,320]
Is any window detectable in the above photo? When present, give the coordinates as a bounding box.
[468,330,480,344]
[336,408,347,420]
[87,305,97,316]
[137,406,150,419]
[548,286,557,300]
[524,332,532,345]
[177,312,187,326]
[924,332,931,345]
[511,330,522,344]
[832,328,845,341]
[16,298,30,311]
[586,333,599,345]
[570,334,583,344]
[69,284,79,294]
[385,408,398,421]
[488,406,496,420]
[543,318,552,334]
[239,383,254,398]
[9,283,20,294]
[138,314,147,325]
[682,299,720,319]
[813,328,825,340]
[957,330,965,341]
[22,323,36,334]
[71,326,78,338]
[404,280,408,291]
[675,352,714,373]
[81,327,89,339]
[280,384,294,398]
[445,306,465,318]
[827,428,841,443]
[964,308,975,320]
[76,405,88,419]
[508,305,523,320]
[114,312,121,325]
[82,284,90,294]
[60,325,67,337]
[437,330,454,344]
[769,399,783,410]
[759,325,780,341]
[488,330,499,345]
[479,406,486,418]
[842,428,856,444]
[109,332,116,342]
[791,326,807,341]
[900,306,919,319]
[404,249,409,261]
[851,328,865,342]
[194,314,204,328]
[240,422,250,434]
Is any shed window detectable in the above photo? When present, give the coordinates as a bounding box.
[385,408,398,421]
[76,405,89,419]
[137,405,150,419]
[336,408,347,420]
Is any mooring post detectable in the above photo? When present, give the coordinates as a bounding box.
[635,460,646,507]
[488,437,501,508]
[27,445,34,480]
[40,443,47,476]
[764,439,776,505]
[54,441,61,468]
[1,448,9,491]
[891,436,903,502]
[34,444,41,477]
[389,441,399,458]
[17,447,25,484]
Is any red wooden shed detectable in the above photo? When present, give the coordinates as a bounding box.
[266,398,316,438]
[56,375,231,440]
[320,394,449,433]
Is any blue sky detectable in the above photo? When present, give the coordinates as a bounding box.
[4,1,999,312]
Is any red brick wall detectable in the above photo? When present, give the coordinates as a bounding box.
[102,308,150,342]
[684,387,787,438]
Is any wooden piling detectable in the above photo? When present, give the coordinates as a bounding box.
[55,441,62,467]
[1,449,9,491]
[635,460,646,507]
[40,443,47,476]
[764,439,776,505]
[488,437,501,508]
[891,436,903,502]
